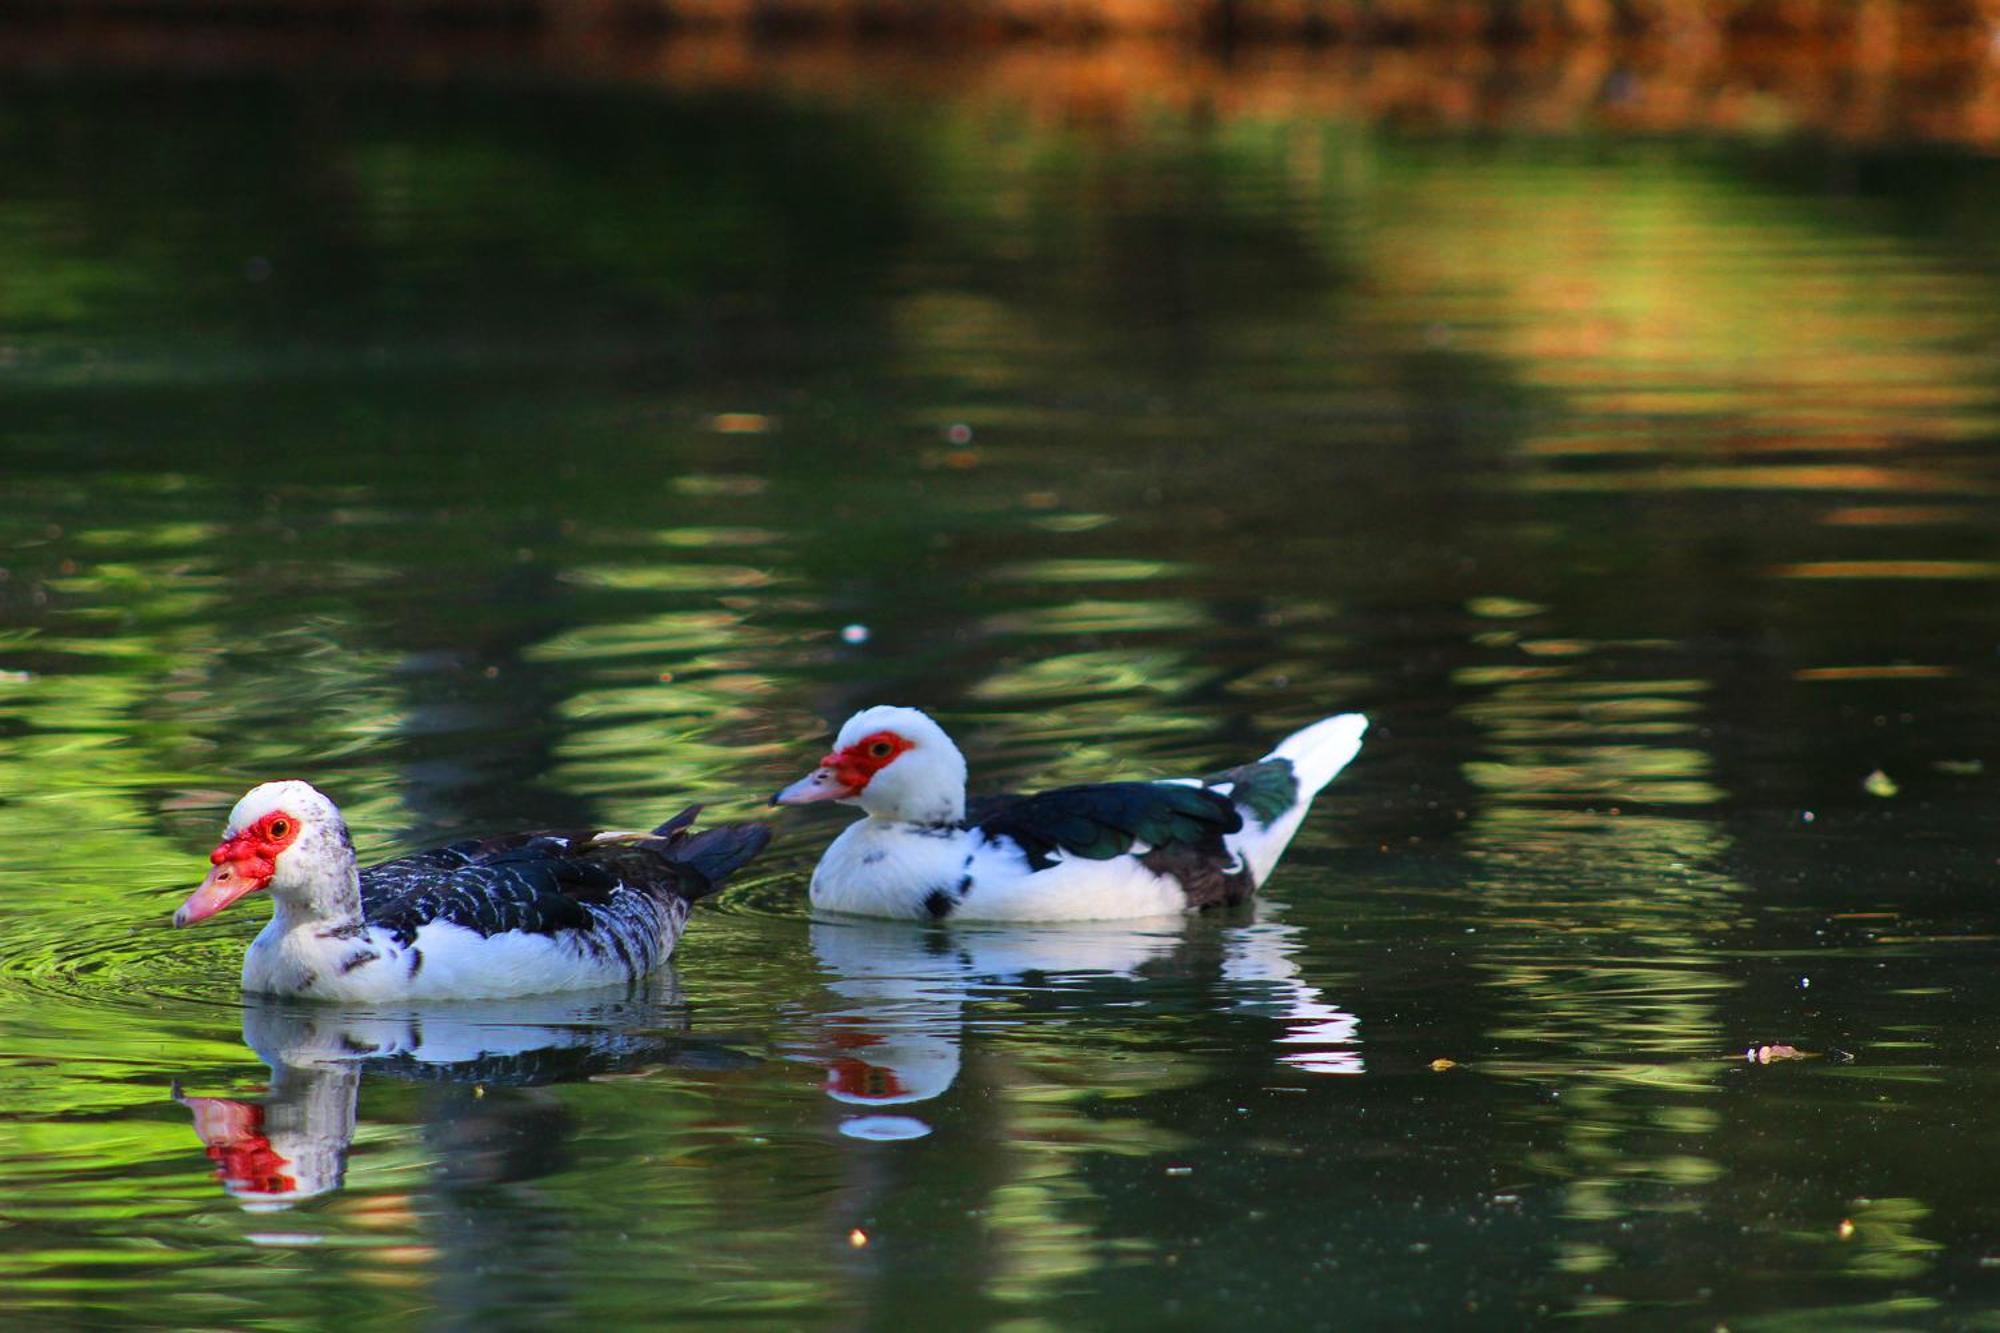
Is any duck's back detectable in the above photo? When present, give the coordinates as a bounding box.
[338,811,768,997]
[362,831,690,955]
[964,780,1253,917]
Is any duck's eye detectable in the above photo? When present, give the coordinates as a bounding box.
[869,741,894,759]
[269,819,290,839]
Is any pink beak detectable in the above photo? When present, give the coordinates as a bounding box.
[772,766,857,806]
[174,860,264,927]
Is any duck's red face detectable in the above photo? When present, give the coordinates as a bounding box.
[174,810,302,926]
[773,730,915,805]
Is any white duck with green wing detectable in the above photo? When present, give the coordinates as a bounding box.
[775,707,1367,921]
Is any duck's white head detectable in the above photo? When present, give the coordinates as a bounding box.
[773,705,967,824]
[174,780,358,927]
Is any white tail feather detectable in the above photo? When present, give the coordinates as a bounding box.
[1269,712,1369,796]
[1232,712,1369,887]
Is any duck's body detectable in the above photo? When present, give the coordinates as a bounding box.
[776,708,1367,922]
[240,820,731,1002]
[175,783,769,1001]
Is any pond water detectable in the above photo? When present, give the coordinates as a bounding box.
[3,69,2000,1329]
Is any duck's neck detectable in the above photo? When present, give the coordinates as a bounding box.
[270,891,363,938]
[270,831,364,935]
[863,791,966,828]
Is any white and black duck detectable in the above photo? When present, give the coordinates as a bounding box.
[773,706,1367,921]
[172,781,769,1000]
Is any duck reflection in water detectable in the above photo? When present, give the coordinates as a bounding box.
[175,979,752,1208]
[809,907,1362,1140]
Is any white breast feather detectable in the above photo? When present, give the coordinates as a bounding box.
[809,820,1191,922]
[244,913,679,1001]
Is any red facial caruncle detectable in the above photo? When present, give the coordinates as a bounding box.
[174,810,302,927]
[774,729,913,805]
[822,731,914,792]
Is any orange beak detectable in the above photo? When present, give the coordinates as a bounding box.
[174,855,268,927]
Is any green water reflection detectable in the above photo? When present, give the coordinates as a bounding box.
[3,69,2000,1329]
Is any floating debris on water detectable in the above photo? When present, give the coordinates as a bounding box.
[1863,769,1900,797]
[1466,595,1547,619]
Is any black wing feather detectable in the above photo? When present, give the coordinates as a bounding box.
[358,814,770,949]
[970,781,1242,872]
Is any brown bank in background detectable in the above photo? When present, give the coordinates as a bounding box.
[8,0,2000,148]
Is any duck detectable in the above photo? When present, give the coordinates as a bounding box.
[773,707,1367,921]
[172,781,770,1001]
